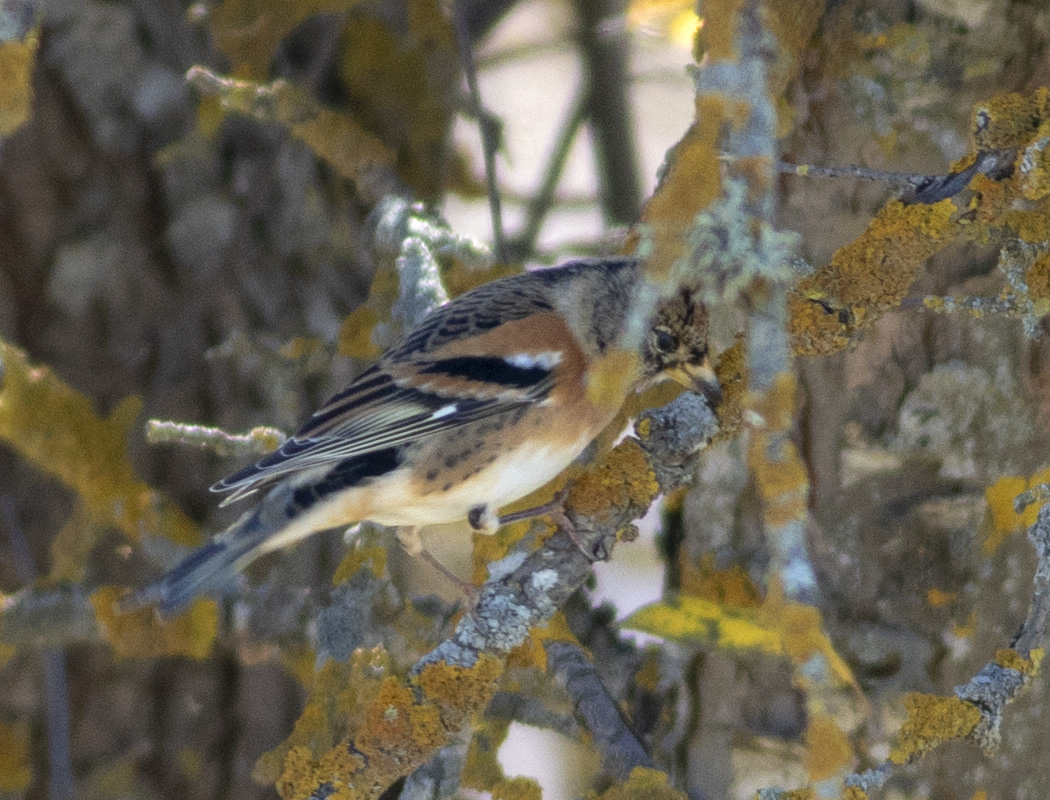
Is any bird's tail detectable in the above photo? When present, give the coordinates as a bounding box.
[117,499,280,619]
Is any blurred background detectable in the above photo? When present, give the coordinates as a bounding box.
[3,0,1050,798]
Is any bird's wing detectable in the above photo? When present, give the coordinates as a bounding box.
[211,280,563,505]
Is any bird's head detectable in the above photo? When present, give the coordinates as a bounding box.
[642,287,722,408]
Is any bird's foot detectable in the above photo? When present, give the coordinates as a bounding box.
[498,489,601,561]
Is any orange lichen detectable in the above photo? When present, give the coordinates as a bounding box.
[973,88,1050,150]
[417,655,503,729]
[889,693,981,764]
[91,587,217,659]
[360,678,445,758]
[567,439,659,520]
[1005,199,1050,244]
[0,342,201,551]
[803,715,854,781]
[710,338,746,441]
[277,656,503,799]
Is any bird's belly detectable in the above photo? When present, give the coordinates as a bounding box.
[366,435,591,528]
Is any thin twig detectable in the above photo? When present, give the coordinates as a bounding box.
[508,91,590,260]
[775,148,1016,205]
[453,0,506,262]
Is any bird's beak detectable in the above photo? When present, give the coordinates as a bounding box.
[668,360,722,408]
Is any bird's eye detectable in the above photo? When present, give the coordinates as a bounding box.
[654,329,676,353]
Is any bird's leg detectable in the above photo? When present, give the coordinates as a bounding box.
[396,526,477,597]
[417,548,478,596]
[497,489,599,560]
[395,525,424,556]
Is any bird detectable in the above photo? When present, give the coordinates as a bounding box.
[122,257,721,617]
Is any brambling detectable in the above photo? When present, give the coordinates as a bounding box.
[124,257,721,616]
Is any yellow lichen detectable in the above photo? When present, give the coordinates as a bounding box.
[679,554,761,608]
[983,468,1050,554]
[331,545,388,585]
[336,1,457,198]
[292,104,397,188]
[993,648,1034,675]
[890,693,981,764]
[770,600,858,691]
[0,33,36,137]
[926,588,957,608]
[0,342,201,558]
[696,0,743,62]
[260,651,390,791]
[276,656,502,799]
[492,776,542,800]
[567,439,659,520]
[790,199,957,356]
[1006,198,1050,244]
[0,719,31,794]
[803,715,854,781]
[747,374,810,529]
[594,767,687,800]
[632,95,723,275]
[710,339,746,441]
[461,718,511,793]
[507,612,578,672]
[1026,251,1050,301]
[623,595,783,655]
[91,586,217,659]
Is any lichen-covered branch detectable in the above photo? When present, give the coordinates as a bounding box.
[281,393,718,799]
[790,89,1050,359]
[756,502,1050,800]
[145,421,287,458]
